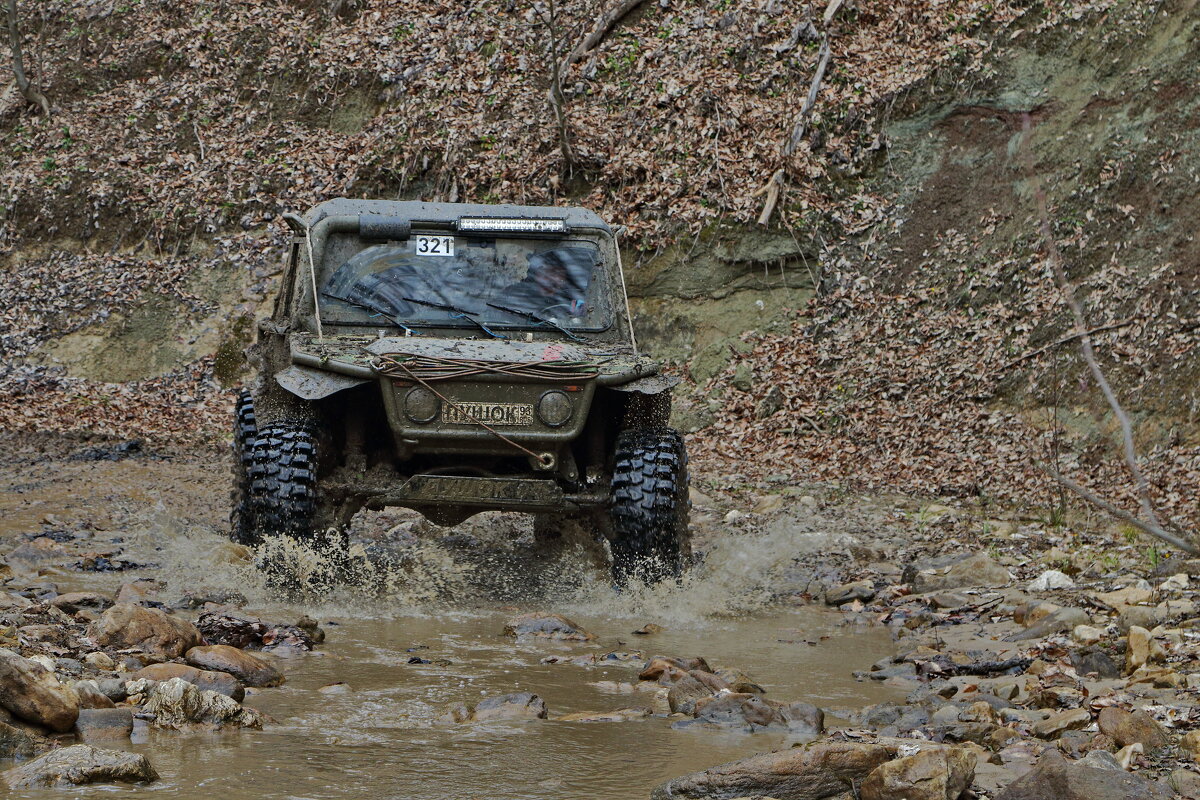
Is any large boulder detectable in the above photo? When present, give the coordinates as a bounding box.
[138,677,262,730]
[0,648,80,732]
[995,750,1172,800]
[860,746,975,800]
[651,741,890,799]
[185,645,283,688]
[470,692,548,721]
[1096,708,1169,751]
[502,613,595,641]
[912,554,1012,592]
[86,604,202,658]
[133,662,245,700]
[1,744,157,789]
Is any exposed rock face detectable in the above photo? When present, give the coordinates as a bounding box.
[470,692,548,721]
[912,553,1012,592]
[650,741,890,799]
[85,604,203,658]
[74,708,134,740]
[0,648,80,732]
[860,746,975,800]
[1096,708,1169,751]
[138,677,263,730]
[185,644,283,688]
[133,662,245,700]
[995,750,1173,800]
[1,744,157,789]
[502,613,595,641]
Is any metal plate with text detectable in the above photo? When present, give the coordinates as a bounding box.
[442,402,534,426]
[400,475,561,506]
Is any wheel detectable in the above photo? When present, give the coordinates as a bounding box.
[247,421,320,542]
[608,426,692,584]
[230,390,259,544]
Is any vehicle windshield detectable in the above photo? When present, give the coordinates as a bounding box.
[318,235,609,332]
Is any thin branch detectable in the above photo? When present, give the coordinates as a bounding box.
[536,0,573,169]
[755,168,784,226]
[1044,467,1198,556]
[995,318,1136,373]
[783,37,831,157]
[561,0,646,73]
[5,0,51,117]
[1019,112,1162,529]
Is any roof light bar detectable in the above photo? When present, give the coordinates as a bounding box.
[456,217,568,235]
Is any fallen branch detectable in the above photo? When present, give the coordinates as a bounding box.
[1044,467,1198,555]
[4,0,50,117]
[755,168,784,225]
[1019,112,1163,530]
[995,318,1136,372]
[561,0,646,72]
[783,36,831,157]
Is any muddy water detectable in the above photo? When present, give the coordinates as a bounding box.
[1,448,901,799]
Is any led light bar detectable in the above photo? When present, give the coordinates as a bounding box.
[456,217,568,235]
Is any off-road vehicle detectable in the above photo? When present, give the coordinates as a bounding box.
[232,199,689,583]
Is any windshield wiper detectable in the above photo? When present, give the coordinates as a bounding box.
[485,302,587,343]
[400,296,506,340]
[321,292,418,336]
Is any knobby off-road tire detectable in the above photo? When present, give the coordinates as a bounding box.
[230,390,259,545]
[609,426,692,585]
[248,421,320,543]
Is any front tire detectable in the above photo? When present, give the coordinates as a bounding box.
[230,390,259,545]
[248,422,320,542]
[608,427,691,584]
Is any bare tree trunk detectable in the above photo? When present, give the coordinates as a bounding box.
[5,0,50,117]
[543,0,574,170]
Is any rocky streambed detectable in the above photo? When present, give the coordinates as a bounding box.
[0,434,1198,799]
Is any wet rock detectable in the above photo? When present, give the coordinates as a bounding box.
[640,655,713,681]
[1031,708,1091,739]
[86,603,202,658]
[185,644,283,688]
[49,592,113,614]
[714,668,765,694]
[173,589,247,610]
[1029,570,1075,591]
[195,610,317,651]
[1096,708,1169,751]
[138,677,263,730]
[633,623,666,635]
[826,580,875,606]
[683,694,824,736]
[553,707,651,722]
[114,578,165,605]
[470,692,548,721]
[74,708,134,740]
[911,553,1012,592]
[668,674,716,714]
[860,745,974,800]
[295,615,325,643]
[318,682,350,694]
[651,740,890,800]
[438,702,471,723]
[995,750,1172,800]
[1069,648,1121,679]
[502,613,595,641]
[73,680,115,709]
[133,662,245,701]
[0,648,80,732]
[1,744,157,789]
[0,720,46,758]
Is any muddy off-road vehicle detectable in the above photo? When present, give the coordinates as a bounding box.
[233,199,689,583]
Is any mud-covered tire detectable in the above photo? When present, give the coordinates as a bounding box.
[608,426,691,584]
[230,390,259,545]
[248,422,320,542]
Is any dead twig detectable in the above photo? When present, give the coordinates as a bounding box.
[995,318,1136,373]
[755,168,784,226]
[1044,467,1198,556]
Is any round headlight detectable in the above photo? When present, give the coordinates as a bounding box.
[404,387,440,423]
[537,390,573,427]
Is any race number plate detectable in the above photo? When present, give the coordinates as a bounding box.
[415,235,455,257]
[443,402,534,426]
